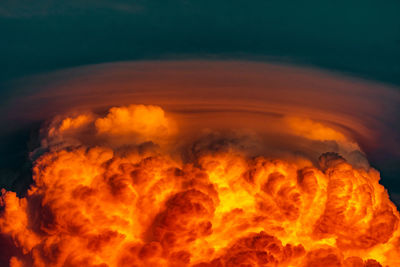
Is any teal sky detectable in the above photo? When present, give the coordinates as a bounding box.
[1,0,399,86]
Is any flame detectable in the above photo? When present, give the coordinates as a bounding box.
[1,105,400,267]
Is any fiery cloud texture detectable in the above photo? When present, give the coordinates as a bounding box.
[0,61,400,266]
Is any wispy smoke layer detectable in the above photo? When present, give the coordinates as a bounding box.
[2,61,400,154]
[2,61,399,168]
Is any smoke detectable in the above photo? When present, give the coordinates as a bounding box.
[0,103,399,266]
[2,61,399,165]
[0,61,400,266]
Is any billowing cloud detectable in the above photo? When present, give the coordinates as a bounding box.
[1,104,400,266]
[0,61,399,266]
[2,61,398,166]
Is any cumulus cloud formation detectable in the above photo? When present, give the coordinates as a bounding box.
[43,105,176,150]
[0,61,399,266]
[1,104,400,266]
[2,61,398,167]
[95,105,176,144]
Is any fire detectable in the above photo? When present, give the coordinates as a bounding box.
[1,105,399,267]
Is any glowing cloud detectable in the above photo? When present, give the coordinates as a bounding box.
[0,61,399,266]
[0,104,399,266]
[95,104,176,144]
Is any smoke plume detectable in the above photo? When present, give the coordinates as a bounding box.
[1,61,400,266]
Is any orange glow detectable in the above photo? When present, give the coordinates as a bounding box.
[48,114,94,136]
[95,104,176,144]
[1,105,400,267]
[285,116,350,143]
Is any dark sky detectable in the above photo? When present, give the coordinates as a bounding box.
[1,0,400,86]
[0,1,399,200]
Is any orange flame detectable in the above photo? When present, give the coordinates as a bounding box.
[1,105,399,267]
